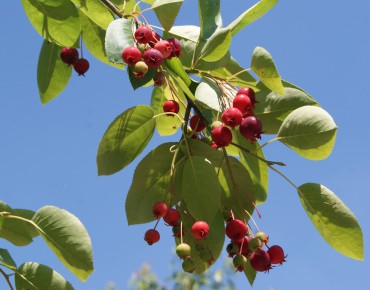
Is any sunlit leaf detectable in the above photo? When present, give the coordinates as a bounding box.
[0,248,16,269]
[152,0,183,31]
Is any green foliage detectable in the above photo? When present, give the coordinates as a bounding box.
[0,249,17,269]
[152,0,183,31]
[298,183,364,260]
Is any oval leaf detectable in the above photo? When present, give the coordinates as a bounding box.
[97,105,156,175]
[0,248,17,269]
[255,87,319,134]
[105,18,135,64]
[32,206,94,281]
[195,78,223,111]
[199,0,222,39]
[21,0,80,47]
[70,0,113,30]
[251,46,284,95]
[13,209,39,238]
[15,262,74,290]
[298,183,364,260]
[200,28,232,62]
[125,142,181,225]
[277,106,337,160]
[37,41,72,104]
[152,0,183,31]
[182,156,221,223]
[0,201,33,246]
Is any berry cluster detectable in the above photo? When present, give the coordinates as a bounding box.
[225,218,286,273]
[144,201,212,273]
[122,25,181,80]
[60,47,90,76]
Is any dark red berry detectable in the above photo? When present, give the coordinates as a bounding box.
[211,125,232,147]
[225,219,247,242]
[236,87,257,106]
[239,116,263,142]
[154,40,172,59]
[144,229,160,245]
[152,201,167,218]
[153,71,166,86]
[191,221,209,240]
[267,245,287,264]
[163,208,180,226]
[143,48,164,68]
[189,115,206,132]
[163,100,180,115]
[60,47,79,65]
[134,26,154,44]
[122,46,142,65]
[131,61,148,79]
[221,108,243,128]
[250,249,272,272]
[226,242,239,257]
[232,94,253,116]
[73,58,89,76]
[167,38,182,58]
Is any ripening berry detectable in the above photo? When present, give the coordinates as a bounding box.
[152,201,168,218]
[236,87,257,106]
[211,125,232,147]
[248,237,263,252]
[134,26,154,44]
[239,116,263,142]
[176,243,191,259]
[232,93,253,116]
[73,58,89,76]
[189,115,206,132]
[163,100,180,115]
[267,245,287,264]
[250,249,272,272]
[163,208,180,226]
[143,48,164,68]
[154,40,172,59]
[225,219,247,242]
[60,47,79,65]
[122,46,142,65]
[131,61,148,78]
[221,107,243,128]
[255,231,269,245]
[233,254,247,272]
[144,229,160,245]
[191,221,209,240]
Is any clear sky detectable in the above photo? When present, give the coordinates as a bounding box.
[1,0,369,289]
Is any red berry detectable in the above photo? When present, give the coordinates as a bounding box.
[225,219,247,242]
[267,245,287,264]
[163,100,180,115]
[232,94,253,116]
[189,115,206,132]
[144,229,160,245]
[131,61,148,79]
[122,46,142,65]
[211,126,232,147]
[154,40,172,59]
[163,208,180,226]
[250,249,272,272]
[134,26,154,44]
[191,221,209,240]
[210,141,218,149]
[149,30,161,47]
[167,38,182,58]
[152,201,167,218]
[73,58,89,76]
[153,71,166,86]
[239,116,263,142]
[143,48,164,68]
[60,47,79,65]
[236,236,251,256]
[236,87,257,106]
[221,108,243,128]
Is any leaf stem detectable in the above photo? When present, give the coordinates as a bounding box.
[153,112,184,124]
[0,268,14,290]
[100,0,123,18]
[226,68,252,81]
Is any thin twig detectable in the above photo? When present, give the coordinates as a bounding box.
[0,268,14,290]
[100,0,123,17]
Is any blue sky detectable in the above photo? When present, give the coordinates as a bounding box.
[1,0,369,289]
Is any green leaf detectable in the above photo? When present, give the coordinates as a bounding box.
[251,46,284,95]
[21,0,80,47]
[244,258,257,286]
[254,87,319,134]
[199,0,222,39]
[277,106,337,160]
[32,206,94,281]
[105,18,135,64]
[200,28,232,62]
[80,12,123,69]
[38,0,64,7]
[227,0,278,36]
[127,67,156,90]
[13,209,39,238]
[37,41,72,104]
[125,143,182,225]
[218,157,256,220]
[70,0,113,30]
[0,202,33,246]
[15,262,74,290]
[232,133,269,204]
[195,78,224,112]
[152,0,183,31]
[150,86,183,136]
[182,156,221,223]
[163,58,191,86]
[298,183,364,260]
[0,248,17,269]
[97,105,156,175]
